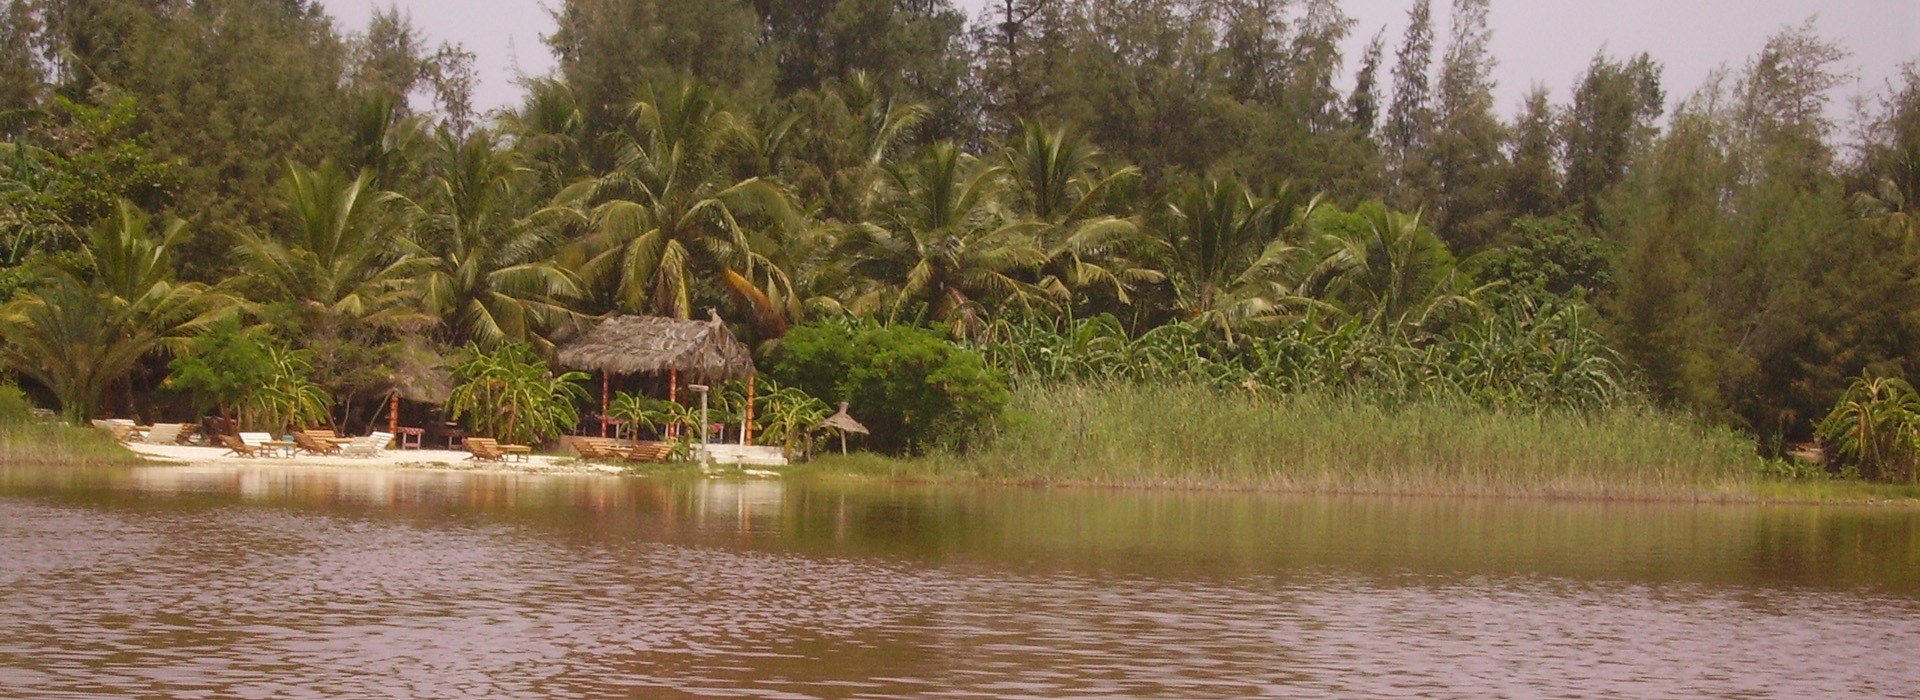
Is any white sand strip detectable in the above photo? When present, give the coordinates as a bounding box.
[125,443,627,475]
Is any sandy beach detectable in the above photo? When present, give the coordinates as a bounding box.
[124,442,628,475]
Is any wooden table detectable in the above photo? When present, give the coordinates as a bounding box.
[502,445,532,462]
[262,440,298,458]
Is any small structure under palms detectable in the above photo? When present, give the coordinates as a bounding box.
[817,402,869,454]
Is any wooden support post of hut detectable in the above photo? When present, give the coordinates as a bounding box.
[557,311,758,446]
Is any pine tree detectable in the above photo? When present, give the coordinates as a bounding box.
[1429,0,1506,249]
[0,0,40,121]
[1504,86,1562,218]
[1346,28,1385,135]
[1562,52,1664,223]
[1384,0,1434,209]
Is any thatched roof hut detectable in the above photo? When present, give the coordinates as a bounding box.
[556,311,756,383]
[387,343,453,404]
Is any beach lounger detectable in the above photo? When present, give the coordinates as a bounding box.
[94,419,141,442]
[465,437,507,462]
[566,437,626,461]
[293,430,342,456]
[465,437,531,462]
[141,423,184,445]
[219,434,261,458]
[621,440,675,463]
[341,432,393,458]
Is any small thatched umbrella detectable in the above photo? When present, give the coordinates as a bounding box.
[817,402,868,454]
[557,311,757,439]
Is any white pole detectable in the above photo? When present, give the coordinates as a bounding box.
[690,384,711,467]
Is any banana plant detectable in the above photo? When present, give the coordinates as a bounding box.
[754,381,831,460]
[446,343,589,444]
[1817,374,1920,482]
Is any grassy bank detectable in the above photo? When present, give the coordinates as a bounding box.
[796,383,1920,504]
[0,422,140,467]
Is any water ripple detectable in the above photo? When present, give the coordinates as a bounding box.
[3,477,1918,698]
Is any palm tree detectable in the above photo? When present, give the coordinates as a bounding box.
[404,129,584,352]
[342,92,430,190]
[839,141,1048,335]
[790,72,930,225]
[1313,203,1482,333]
[234,163,428,332]
[500,77,590,195]
[1004,120,1164,307]
[0,202,229,422]
[1158,177,1325,333]
[560,81,801,333]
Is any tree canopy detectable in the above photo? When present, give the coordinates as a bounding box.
[0,0,1914,466]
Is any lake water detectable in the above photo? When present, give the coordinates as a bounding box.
[2,464,1917,698]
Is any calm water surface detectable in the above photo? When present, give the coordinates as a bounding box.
[1,464,1917,698]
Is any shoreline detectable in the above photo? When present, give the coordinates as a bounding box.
[91,443,1920,508]
[124,443,631,477]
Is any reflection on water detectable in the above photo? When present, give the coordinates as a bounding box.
[1,464,1917,697]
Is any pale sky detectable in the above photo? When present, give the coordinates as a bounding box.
[317,0,1919,121]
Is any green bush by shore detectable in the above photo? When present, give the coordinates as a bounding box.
[798,382,1920,503]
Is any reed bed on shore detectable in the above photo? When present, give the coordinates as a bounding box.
[810,382,1774,501]
[0,422,139,467]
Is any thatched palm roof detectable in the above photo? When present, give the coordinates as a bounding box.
[387,340,453,404]
[389,356,452,404]
[556,311,756,383]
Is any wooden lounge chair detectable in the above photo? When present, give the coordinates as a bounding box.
[466,437,532,462]
[567,437,626,461]
[218,434,261,458]
[141,423,184,445]
[293,430,342,456]
[465,437,507,462]
[597,438,635,460]
[94,419,141,442]
[341,432,393,458]
[621,440,675,463]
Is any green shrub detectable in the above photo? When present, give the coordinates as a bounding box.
[0,379,33,423]
[769,322,1010,455]
[167,321,329,432]
[165,318,275,419]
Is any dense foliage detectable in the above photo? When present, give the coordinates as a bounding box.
[980,295,1626,411]
[0,0,1915,478]
[446,343,589,444]
[769,322,1009,454]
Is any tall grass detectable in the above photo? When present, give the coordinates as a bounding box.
[0,422,140,466]
[0,381,137,466]
[850,383,1770,500]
